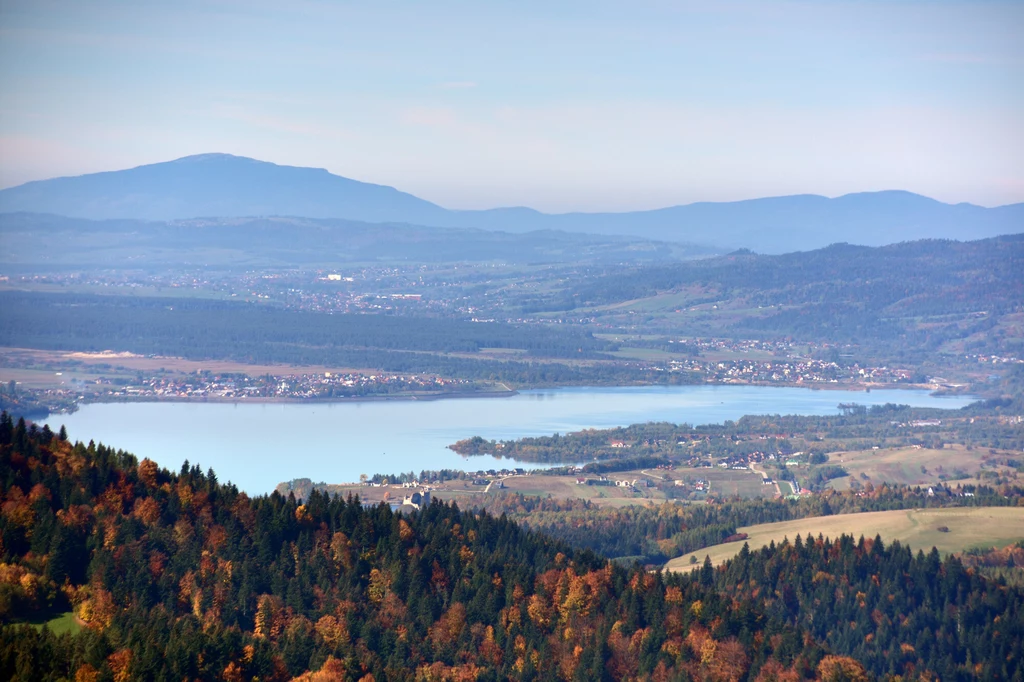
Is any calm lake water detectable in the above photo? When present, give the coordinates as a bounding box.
[45,385,975,494]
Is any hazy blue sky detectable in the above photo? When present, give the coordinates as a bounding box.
[1,0,1021,211]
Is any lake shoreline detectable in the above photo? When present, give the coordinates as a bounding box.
[44,385,977,494]
[86,387,519,405]
[42,379,964,416]
[41,387,520,416]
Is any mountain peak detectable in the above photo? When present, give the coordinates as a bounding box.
[167,153,323,171]
[170,153,257,164]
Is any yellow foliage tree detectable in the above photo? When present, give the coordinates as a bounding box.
[817,655,869,682]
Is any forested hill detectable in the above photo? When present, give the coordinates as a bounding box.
[568,235,1022,315]
[0,291,614,358]
[557,234,1024,356]
[2,414,1022,680]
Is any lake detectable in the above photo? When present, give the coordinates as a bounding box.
[45,385,975,494]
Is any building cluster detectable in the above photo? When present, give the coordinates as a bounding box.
[664,357,914,385]
[666,338,799,354]
[673,477,709,492]
[574,475,655,492]
[965,353,1022,365]
[65,371,474,403]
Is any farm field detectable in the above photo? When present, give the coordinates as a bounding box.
[702,468,773,499]
[302,466,777,511]
[608,347,683,362]
[496,465,776,505]
[657,465,775,500]
[825,444,1017,490]
[498,472,662,505]
[0,346,369,381]
[585,290,706,314]
[281,473,661,508]
[664,506,1024,573]
[778,480,798,495]
[493,466,777,505]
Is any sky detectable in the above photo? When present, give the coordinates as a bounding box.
[0,0,1022,212]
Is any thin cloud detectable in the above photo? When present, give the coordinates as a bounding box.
[400,106,459,127]
[209,104,355,141]
[918,53,1002,65]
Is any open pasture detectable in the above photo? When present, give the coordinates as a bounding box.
[493,465,775,506]
[497,472,663,506]
[826,444,1015,490]
[702,468,773,499]
[660,465,776,500]
[21,611,82,636]
[665,506,1024,573]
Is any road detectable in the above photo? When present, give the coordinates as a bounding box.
[748,462,781,497]
[484,474,523,493]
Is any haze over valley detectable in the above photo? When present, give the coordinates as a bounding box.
[1,1,1023,680]
[2,153,1021,254]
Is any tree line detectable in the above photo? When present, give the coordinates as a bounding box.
[475,485,1024,566]
[1,413,1021,680]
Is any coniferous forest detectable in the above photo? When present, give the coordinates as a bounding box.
[1,413,1022,680]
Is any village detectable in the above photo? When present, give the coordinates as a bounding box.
[278,439,819,511]
[98,371,476,401]
[666,356,918,386]
[2,369,486,415]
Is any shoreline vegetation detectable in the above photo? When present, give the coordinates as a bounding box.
[447,397,1017,467]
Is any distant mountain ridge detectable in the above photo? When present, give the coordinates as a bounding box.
[1,153,1020,253]
[0,212,706,270]
[0,154,451,226]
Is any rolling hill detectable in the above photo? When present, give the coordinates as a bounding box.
[664,507,1024,572]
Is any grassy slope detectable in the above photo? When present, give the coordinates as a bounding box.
[664,506,1024,572]
[825,445,1015,490]
[25,611,82,635]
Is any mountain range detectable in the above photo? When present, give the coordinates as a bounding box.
[1,153,1021,253]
